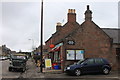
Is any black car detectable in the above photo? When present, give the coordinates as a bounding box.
[8,54,27,72]
[64,58,111,76]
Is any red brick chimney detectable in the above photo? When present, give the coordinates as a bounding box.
[68,9,76,22]
[56,22,62,31]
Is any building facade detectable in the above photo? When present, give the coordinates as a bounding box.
[0,45,11,56]
[0,46,2,56]
[45,5,120,71]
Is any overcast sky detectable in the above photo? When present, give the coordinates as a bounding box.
[0,0,119,52]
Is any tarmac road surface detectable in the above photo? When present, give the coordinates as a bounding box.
[1,60,22,78]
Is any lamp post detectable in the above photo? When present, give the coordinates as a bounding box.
[28,39,35,59]
[40,0,43,73]
[28,39,34,51]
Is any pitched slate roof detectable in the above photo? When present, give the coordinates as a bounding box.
[102,28,120,43]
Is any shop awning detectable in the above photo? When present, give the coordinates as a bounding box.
[49,46,61,52]
[49,42,63,52]
[49,49,55,52]
[54,46,61,51]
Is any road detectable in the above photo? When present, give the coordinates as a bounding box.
[1,60,23,78]
[1,59,44,79]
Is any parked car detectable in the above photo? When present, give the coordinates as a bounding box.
[8,54,28,72]
[64,58,111,76]
[0,56,8,61]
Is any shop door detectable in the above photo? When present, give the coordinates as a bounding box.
[116,48,120,70]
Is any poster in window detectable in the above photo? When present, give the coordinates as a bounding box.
[76,50,84,60]
[66,50,75,60]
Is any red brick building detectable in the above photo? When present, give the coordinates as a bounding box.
[45,5,120,71]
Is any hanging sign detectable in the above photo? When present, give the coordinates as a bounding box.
[67,40,75,45]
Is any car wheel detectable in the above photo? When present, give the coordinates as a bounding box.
[103,68,110,75]
[9,67,12,72]
[74,69,81,76]
[21,68,25,72]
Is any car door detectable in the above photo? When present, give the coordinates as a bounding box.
[81,58,96,73]
[94,58,104,72]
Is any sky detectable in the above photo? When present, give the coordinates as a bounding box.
[0,0,119,52]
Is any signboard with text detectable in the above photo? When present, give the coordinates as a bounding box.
[45,59,52,68]
[67,40,75,45]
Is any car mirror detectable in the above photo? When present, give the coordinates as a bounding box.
[74,62,77,64]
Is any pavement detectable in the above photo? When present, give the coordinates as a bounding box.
[22,59,63,78]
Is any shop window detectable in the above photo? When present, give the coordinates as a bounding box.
[49,53,54,62]
[66,50,84,60]
[76,50,84,60]
[66,50,75,60]
[43,49,48,52]
[54,51,60,62]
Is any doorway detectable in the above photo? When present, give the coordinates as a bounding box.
[116,48,120,70]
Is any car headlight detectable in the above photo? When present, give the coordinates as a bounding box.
[9,61,12,65]
[67,67,70,70]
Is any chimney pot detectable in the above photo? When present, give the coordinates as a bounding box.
[87,5,89,10]
[85,5,92,21]
[70,9,72,13]
[68,9,76,13]
[68,9,71,13]
[73,9,75,13]
[56,22,62,31]
[56,22,62,26]
[68,9,76,22]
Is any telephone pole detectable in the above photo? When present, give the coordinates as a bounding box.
[40,0,43,73]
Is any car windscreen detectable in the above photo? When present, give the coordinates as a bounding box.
[11,55,26,60]
[77,59,85,64]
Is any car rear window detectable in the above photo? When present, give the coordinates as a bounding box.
[95,58,104,64]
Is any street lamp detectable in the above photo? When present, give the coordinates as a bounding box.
[28,39,35,51]
[28,39,36,61]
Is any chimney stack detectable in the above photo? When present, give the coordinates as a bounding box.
[84,5,92,21]
[68,9,76,22]
[56,22,62,31]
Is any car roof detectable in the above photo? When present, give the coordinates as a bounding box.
[85,58,105,60]
[86,57,104,59]
[13,54,27,56]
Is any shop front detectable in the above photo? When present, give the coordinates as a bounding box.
[48,43,63,70]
